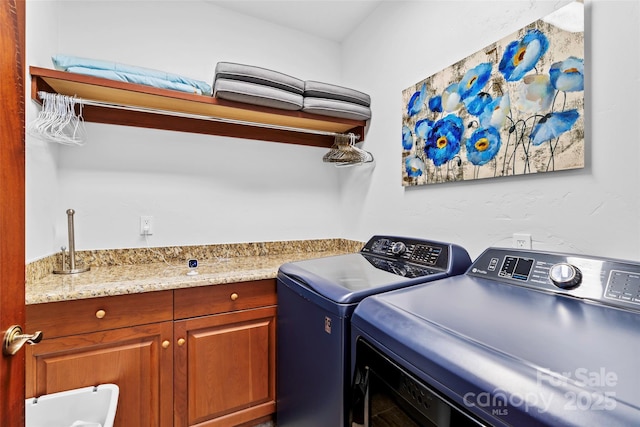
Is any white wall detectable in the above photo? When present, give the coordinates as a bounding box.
[341,0,640,260]
[26,0,347,261]
[26,0,60,261]
[26,0,640,263]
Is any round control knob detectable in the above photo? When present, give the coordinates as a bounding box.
[549,263,582,289]
[390,241,407,255]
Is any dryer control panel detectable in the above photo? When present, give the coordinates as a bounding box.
[361,236,450,270]
[467,248,640,312]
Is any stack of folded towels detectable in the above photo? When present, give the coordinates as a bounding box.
[213,62,371,121]
[213,62,305,111]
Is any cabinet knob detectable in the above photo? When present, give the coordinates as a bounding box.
[162,340,170,349]
[177,338,186,346]
[95,309,106,319]
[230,293,239,301]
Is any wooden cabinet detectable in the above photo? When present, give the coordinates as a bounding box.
[174,279,277,427]
[25,291,174,427]
[26,279,277,427]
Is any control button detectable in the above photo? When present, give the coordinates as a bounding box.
[391,241,407,255]
[549,263,582,289]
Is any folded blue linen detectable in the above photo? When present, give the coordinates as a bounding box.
[65,67,205,95]
[52,54,212,95]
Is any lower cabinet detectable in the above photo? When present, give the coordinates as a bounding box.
[26,322,174,427]
[26,279,277,427]
[174,306,276,427]
[173,279,277,427]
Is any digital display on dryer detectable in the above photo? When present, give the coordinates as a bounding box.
[410,244,442,266]
[499,256,534,281]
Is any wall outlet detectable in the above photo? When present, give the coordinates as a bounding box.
[513,233,532,249]
[140,215,154,235]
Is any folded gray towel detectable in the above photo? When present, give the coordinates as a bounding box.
[302,97,371,121]
[214,78,303,111]
[214,62,304,95]
[304,80,371,107]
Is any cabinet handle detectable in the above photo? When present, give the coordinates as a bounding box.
[177,338,186,346]
[230,293,239,301]
[95,309,106,319]
[162,340,170,349]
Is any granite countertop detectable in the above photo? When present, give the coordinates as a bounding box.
[26,239,362,305]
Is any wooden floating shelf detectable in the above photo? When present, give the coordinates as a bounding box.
[29,66,367,148]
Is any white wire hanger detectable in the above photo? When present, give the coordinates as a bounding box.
[28,91,87,146]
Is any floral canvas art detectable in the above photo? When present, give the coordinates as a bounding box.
[402,2,584,186]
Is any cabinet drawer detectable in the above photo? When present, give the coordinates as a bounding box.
[26,290,173,339]
[174,279,276,320]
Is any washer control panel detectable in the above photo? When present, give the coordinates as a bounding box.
[361,236,450,270]
[468,248,640,311]
[361,254,439,278]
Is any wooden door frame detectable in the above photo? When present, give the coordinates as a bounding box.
[0,0,26,426]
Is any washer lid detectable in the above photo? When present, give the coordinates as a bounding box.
[279,253,446,304]
[353,275,640,426]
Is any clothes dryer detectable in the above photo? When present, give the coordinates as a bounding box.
[276,235,472,427]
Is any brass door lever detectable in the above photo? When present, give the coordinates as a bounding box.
[2,325,43,356]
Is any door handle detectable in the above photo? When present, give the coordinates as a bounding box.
[3,325,43,356]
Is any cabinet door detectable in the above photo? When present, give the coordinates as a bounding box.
[26,322,174,427]
[174,306,276,427]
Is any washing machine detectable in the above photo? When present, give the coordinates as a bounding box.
[351,247,640,426]
[276,235,472,427]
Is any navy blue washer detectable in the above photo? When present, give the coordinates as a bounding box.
[351,247,640,426]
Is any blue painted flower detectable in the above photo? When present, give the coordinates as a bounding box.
[407,82,427,116]
[499,29,549,82]
[415,118,434,140]
[429,95,442,113]
[405,155,425,178]
[424,115,464,166]
[530,109,580,145]
[513,74,554,114]
[550,56,584,92]
[402,125,413,150]
[458,62,493,100]
[442,83,462,112]
[479,94,511,129]
[466,127,502,166]
[464,92,493,116]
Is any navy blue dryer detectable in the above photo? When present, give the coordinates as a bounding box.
[276,235,471,427]
[351,247,640,426]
